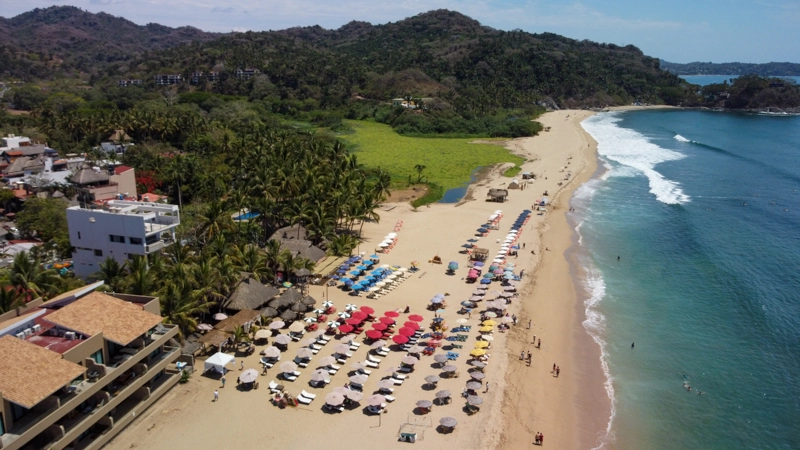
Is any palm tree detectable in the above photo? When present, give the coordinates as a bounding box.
[231,244,271,281]
[122,255,158,296]
[199,199,232,244]
[0,287,25,314]
[159,280,212,338]
[9,251,58,298]
[231,325,250,346]
[90,257,126,292]
[413,164,427,184]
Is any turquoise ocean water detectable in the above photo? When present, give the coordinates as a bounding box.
[576,110,800,449]
[680,75,800,86]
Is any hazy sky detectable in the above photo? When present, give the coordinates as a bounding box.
[2,0,798,63]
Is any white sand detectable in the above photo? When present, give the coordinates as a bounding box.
[104,110,603,450]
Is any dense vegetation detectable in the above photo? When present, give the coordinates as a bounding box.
[693,75,800,110]
[661,60,800,76]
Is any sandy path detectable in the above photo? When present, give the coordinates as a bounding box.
[103,110,605,450]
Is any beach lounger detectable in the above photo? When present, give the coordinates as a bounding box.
[301,390,317,400]
[446,352,460,360]
[376,348,389,356]
[336,358,347,365]
[310,348,320,355]
[283,373,298,382]
[268,380,280,393]
[350,342,362,349]
[385,395,395,402]
[298,361,309,368]
[379,386,394,394]
[320,335,332,342]
[393,373,408,380]
[311,344,323,350]
[367,354,381,363]
[325,404,345,413]
[297,394,313,405]
[330,364,341,370]
[358,368,372,375]
[365,360,379,369]
[391,378,404,385]
[397,366,413,373]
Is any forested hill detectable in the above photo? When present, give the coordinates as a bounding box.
[0,6,218,79]
[1,8,689,108]
[661,60,800,76]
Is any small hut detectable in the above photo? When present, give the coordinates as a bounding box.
[225,276,280,312]
[487,189,508,203]
[507,180,521,189]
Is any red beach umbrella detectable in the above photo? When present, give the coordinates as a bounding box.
[379,316,395,325]
[360,306,375,315]
[392,335,409,344]
[372,322,388,331]
[403,321,420,330]
[346,318,362,325]
[408,314,424,322]
[338,324,354,333]
[366,329,383,339]
[398,327,415,337]
[351,311,367,320]
[384,311,400,318]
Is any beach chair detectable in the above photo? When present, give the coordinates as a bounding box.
[365,360,379,369]
[336,357,347,365]
[391,377,404,385]
[283,373,298,382]
[325,404,344,413]
[393,373,408,380]
[358,368,372,376]
[385,395,396,402]
[330,364,341,371]
[297,391,315,405]
[320,335,332,342]
[376,348,389,356]
[379,386,394,394]
[351,341,362,349]
[367,354,382,363]
[301,390,317,400]
[268,380,281,393]
[446,352,460,360]
[397,366,413,373]
[311,343,323,351]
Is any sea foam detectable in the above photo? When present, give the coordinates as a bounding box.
[674,134,692,143]
[582,114,690,204]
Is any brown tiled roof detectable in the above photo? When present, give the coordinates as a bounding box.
[70,168,109,185]
[0,335,85,408]
[45,292,163,345]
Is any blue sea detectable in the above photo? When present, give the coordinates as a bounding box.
[575,110,800,449]
[681,75,800,86]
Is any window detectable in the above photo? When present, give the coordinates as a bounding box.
[129,237,142,245]
[91,350,104,365]
[94,249,103,257]
[11,403,28,421]
[109,235,125,243]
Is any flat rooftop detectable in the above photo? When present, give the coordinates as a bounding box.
[45,292,163,346]
[0,335,85,408]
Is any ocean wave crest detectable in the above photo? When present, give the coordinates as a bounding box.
[582,114,690,205]
[580,261,616,450]
[674,134,692,143]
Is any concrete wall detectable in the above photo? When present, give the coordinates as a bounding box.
[67,209,147,277]
[62,332,105,367]
[109,170,137,200]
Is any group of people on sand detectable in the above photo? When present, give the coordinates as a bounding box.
[534,431,545,445]
[551,363,560,377]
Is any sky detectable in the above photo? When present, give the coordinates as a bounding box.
[1,0,799,63]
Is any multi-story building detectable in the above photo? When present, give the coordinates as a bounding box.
[69,165,137,204]
[153,75,182,86]
[0,284,181,450]
[117,80,142,87]
[67,201,180,278]
[235,68,260,80]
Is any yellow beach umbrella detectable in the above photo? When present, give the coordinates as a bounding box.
[482,320,496,326]
[479,326,494,333]
[474,341,489,349]
[470,349,487,357]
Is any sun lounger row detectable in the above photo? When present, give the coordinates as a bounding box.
[297,390,317,404]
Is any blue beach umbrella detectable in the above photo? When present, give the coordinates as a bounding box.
[480,278,492,284]
[473,261,484,267]
[483,273,494,279]
[478,228,488,233]
[344,279,354,286]
[357,265,368,270]
[369,254,380,259]
[350,270,361,276]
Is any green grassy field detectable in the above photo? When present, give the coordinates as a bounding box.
[341,120,524,193]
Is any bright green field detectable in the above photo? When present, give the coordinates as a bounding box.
[341,120,524,191]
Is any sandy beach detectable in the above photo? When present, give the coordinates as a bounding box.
[104,110,606,450]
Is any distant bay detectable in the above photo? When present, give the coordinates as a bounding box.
[680,75,800,85]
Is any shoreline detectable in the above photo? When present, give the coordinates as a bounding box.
[103,109,609,450]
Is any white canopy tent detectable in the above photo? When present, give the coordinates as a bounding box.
[204,352,235,374]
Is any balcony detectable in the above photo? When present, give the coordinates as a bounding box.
[144,240,165,253]
[0,324,178,450]
[52,346,180,450]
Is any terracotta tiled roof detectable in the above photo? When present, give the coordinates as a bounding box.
[0,335,85,408]
[45,292,163,346]
[113,165,133,175]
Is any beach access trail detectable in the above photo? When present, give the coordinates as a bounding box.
[103,110,605,450]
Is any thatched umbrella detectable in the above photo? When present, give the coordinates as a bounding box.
[290,302,308,313]
[280,310,297,321]
[268,298,289,309]
[300,295,317,306]
[295,268,312,277]
[260,307,279,318]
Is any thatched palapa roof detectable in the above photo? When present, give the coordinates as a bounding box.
[214,309,261,333]
[225,277,280,311]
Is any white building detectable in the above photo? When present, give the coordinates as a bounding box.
[67,201,180,278]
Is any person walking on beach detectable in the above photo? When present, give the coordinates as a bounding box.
[523,243,526,249]
[552,363,556,373]
[535,433,540,445]
[521,351,525,361]
[221,374,226,388]
[556,366,560,377]
[527,351,532,365]
[485,382,490,393]
[528,320,532,329]
[539,433,544,445]
[213,390,219,402]
[537,339,541,349]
